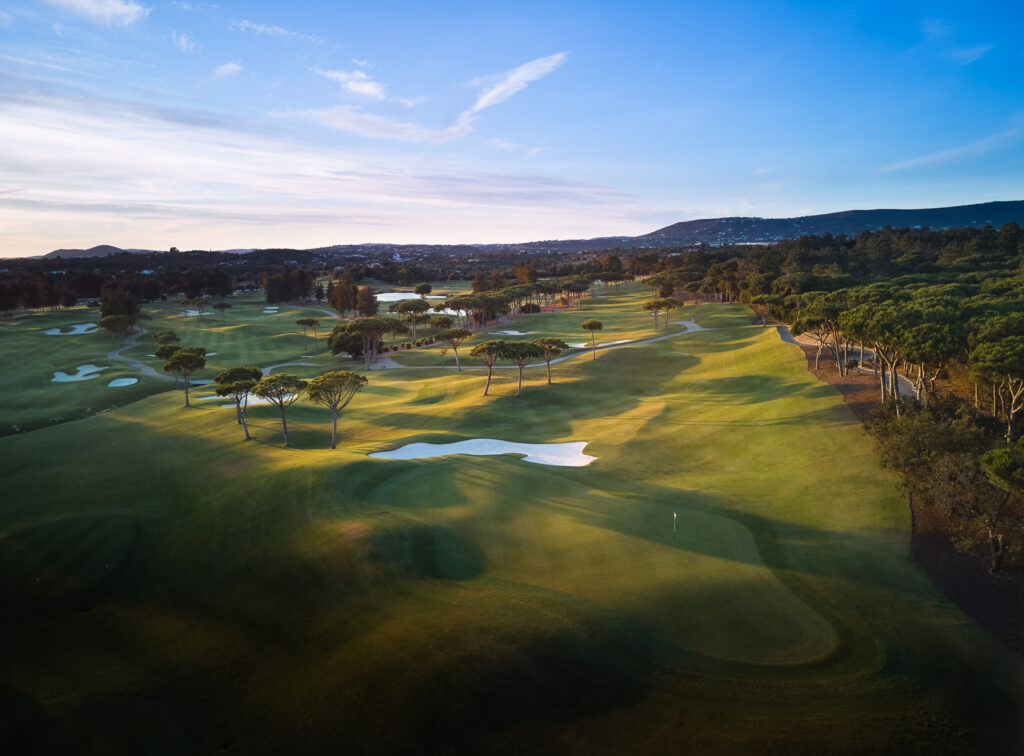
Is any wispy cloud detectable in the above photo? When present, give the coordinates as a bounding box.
[171,31,201,55]
[312,67,386,100]
[282,106,444,143]
[209,61,242,81]
[351,58,371,68]
[946,44,993,64]
[488,138,520,152]
[467,52,567,115]
[919,18,953,40]
[879,127,1020,173]
[0,86,640,256]
[43,0,149,27]
[231,19,325,44]
[919,18,992,65]
[750,167,774,176]
[311,66,426,107]
[0,10,12,28]
[488,138,544,156]
[292,52,567,145]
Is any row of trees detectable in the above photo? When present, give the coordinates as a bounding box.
[755,285,1024,442]
[469,337,570,396]
[214,370,367,448]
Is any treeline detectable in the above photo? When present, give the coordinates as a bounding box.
[636,223,1024,574]
[0,266,235,313]
[262,269,320,304]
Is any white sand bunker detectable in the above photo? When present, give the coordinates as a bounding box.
[376,292,445,302]
[52,364,107,382]
[489,330,537,336]
[44,323,97,335]
[108,377,138,387]
[181,309,214,317]
[370,439,596,467]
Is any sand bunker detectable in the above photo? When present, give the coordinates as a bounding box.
[376,292,445,302]
[180,310,214,317]
[489,330,537,336]
[108,378,138,387]
[370,439,596,467]
[52,364,107,382]
[44,323,97,335]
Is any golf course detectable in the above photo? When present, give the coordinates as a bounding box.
[2,281,1023,753]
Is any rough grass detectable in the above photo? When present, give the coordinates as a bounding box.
[1,286,1022,753]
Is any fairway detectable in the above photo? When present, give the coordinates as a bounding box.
[1,284,1023,753]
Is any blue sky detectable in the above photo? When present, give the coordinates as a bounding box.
[0,0,1022,256]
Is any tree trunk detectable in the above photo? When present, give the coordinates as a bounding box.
[814,343,822,370]
[454,347,461,371]
[546,359,552,384]
[989,529,1005,575]
[517,366,524,396]
[330,409,338,449]
[974,382,979,408]
[184,377,191,406]
[591,334,597,360]
[280,406,289,447]
[411,319,417,340]
[235,401,243,425]
[240,403,251,441]
[484,365,493,396]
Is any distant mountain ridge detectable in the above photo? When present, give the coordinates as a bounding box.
[37,200,1024,260]
[44,244,147,259]
[42,245,253,259]
[637,201,1024,246]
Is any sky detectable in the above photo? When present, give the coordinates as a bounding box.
[0,0,1022,257]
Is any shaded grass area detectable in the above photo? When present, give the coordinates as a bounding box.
[1,299,1023,753]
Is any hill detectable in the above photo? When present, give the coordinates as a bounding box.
[43,244,141,259]
[638,200,1024,246]
[32,200,1024,261]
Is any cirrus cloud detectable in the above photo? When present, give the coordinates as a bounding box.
[43,0,149,27]
[292,52,567,145]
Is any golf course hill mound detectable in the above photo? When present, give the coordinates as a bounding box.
[326,519,487,583]
[0,515,136,608]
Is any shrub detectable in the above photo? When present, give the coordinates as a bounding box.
[522,303,541,313]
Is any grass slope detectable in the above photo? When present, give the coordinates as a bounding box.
[1,287,1022,753]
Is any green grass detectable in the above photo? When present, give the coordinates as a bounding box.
[0,307,173,434]
[1,286,1022,753]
